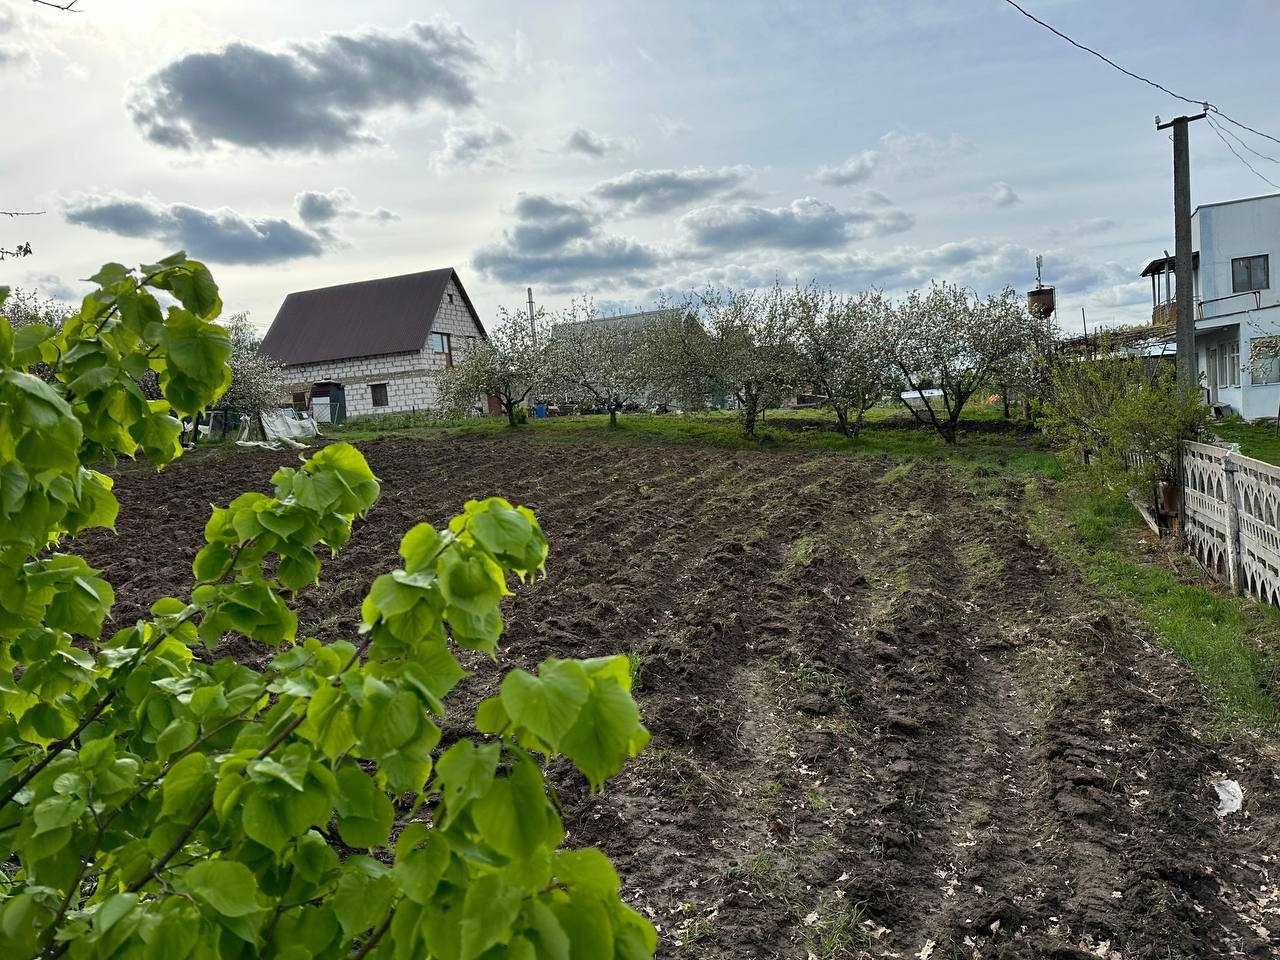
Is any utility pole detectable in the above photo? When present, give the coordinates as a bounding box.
[1080,306,1088,339]
[1156,111,1206,387]
[527,286,537,347]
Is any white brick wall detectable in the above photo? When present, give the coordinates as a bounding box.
[281,277,486,417]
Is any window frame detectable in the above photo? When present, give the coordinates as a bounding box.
[370,382,389,408]
[430,332,454,367]
[1232,254,1270,293]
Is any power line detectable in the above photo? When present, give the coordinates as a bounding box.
[1001,0,1206,107]
[1001,0,1280,149]
[1206,115,1280,191]
[1212,118,1280,166]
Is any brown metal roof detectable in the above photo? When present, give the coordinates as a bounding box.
[1140,251,1199,278]
[260,268,484,366]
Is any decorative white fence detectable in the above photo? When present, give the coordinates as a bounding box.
[1181,440,1280,606]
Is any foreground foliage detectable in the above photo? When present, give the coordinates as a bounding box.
[0,259,654,959]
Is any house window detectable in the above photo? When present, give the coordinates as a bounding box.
[371,383,389,407]
[447,292,455,304]
[1229,341,1240,387]
[430,332,453,367]
[1232,254,1270,293]
[291,392,306,411]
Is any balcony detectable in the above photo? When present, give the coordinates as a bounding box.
[1152,301,1178,326]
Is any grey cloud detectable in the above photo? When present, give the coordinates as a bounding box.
[506,194,598,254]
[679,196,914,251]
[564,127,624,158]
[130,20,483,153]
[990,181,1021,207]
[473,235,659,287]
[591,166,752,215]
[472,191,660,289]
[295,188,357,226]
[63,193,325,265]
[293,188,398,228]
[815,150,878,186]
[432,121,514,170]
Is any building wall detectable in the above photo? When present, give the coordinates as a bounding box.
[280,276,486,417]
[1187,197,1280,420]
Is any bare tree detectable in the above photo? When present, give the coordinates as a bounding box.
[796,287,892,437]
[889,282,1041,444]
[439,307,556,427]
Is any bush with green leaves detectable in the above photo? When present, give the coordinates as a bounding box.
[1042,344,1208,496]
[0,258,655,959]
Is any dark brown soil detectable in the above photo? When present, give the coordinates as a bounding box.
[79,436,1280,959]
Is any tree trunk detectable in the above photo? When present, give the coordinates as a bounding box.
[1001,384,1011,419]
[833,406,850,437]
[742,399,758,437]
[609,405,618,429]
[505,398,518,428]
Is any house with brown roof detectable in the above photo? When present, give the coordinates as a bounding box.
[260,268,487,419]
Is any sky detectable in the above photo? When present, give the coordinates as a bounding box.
[3,0,1279,335]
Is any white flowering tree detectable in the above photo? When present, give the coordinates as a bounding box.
[795,287,892,437]
[889,283,1041,444]
[214,312,287,414]
[687,284,799,437]
[550,299,660,427]
[439,307,557,426]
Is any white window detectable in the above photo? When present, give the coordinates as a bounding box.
[1228,340,1240,387]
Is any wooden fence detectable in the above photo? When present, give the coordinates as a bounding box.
[1182,440,1280,606]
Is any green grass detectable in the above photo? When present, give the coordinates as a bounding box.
[333,404,1063,479]
[1030,481,1280,730]
[1210,418,1280,465]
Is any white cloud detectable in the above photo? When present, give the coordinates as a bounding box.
[989,181,1021,207]
[432,121,515,171]
[563,126,626,158]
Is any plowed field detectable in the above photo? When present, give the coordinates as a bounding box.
[81,435,1280,959]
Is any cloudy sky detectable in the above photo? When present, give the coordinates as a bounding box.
[3,0,1278,333]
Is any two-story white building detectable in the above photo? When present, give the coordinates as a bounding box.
[1142,192,1280,420]
[260,268,488,420]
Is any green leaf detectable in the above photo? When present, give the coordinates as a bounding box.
[155,718,196,760]
[333,764,394,849]
[439,549,505,614]
[471,758,562,860]
[302,682,357,760]
[468,499,546,574]
[557,678,650,790]
[400,523,444,572]
[499,660,590,748]
[459,873,522,960]
[394,828,450,905]
[162,753,213,820]
[553,848,619,897]
[180,860,264,918]
[356,686,421,756]
[434,739,499,825]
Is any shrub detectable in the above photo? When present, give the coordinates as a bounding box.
[0,259,654,959]
[1042,346,1208,497]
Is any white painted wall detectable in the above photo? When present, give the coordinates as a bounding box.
[280,276,485,417]
[1186,196,1280,419]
